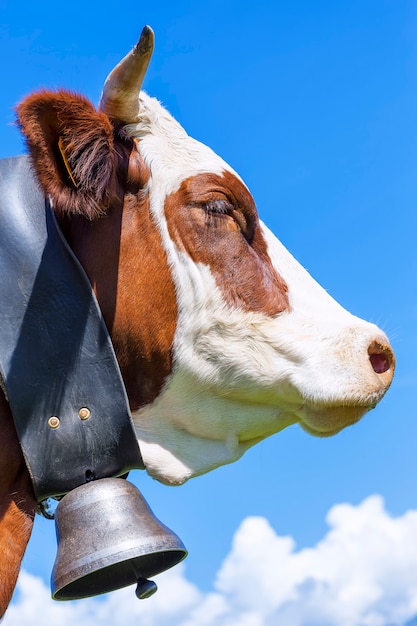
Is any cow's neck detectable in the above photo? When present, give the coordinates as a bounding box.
[59,195,178,413]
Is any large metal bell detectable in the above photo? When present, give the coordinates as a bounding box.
[51,477,187,601]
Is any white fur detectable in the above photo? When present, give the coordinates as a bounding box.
[127,94,392,485]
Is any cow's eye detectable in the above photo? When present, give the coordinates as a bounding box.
[199,197,253,240]
[202,199,234,215]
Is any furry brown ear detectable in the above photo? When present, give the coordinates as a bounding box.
[16,90,118,219]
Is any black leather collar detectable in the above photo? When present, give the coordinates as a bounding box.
[0,155,144,502]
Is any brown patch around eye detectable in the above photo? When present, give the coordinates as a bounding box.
[164,171,290,316]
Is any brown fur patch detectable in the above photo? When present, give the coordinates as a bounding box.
[0,392,36,618]
[62,150,177,411]
[164,171,290,315]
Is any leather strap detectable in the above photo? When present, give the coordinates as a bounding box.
[0,155,144,502]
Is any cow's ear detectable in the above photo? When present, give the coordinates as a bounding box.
[16,90,118,219]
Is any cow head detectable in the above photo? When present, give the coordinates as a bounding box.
[17,27,394,487]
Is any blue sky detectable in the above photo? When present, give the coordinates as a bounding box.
[1,1,417,624]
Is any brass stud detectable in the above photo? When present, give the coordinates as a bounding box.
[48,416,60,429]
[78,407,91,421]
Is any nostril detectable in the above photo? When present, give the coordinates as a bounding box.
[369,352,390,374]
[368,340,394,374]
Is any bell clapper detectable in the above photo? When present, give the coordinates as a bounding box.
[135,576,158,600]
[131,561,157,599]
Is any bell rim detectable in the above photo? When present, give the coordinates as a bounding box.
[51,545,188,601]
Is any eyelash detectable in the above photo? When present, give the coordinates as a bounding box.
[202,199,234,215]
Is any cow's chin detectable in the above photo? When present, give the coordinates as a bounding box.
[296,404,371,437]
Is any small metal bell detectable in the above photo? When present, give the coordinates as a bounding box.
[51,477,187,601]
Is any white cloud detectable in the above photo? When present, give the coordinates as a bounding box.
[4,495,417,626]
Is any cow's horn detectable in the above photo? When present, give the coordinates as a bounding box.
[99,25,154,123]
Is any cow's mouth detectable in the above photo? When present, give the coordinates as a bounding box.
[296,403,372,437]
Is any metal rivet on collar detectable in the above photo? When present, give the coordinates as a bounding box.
[78,407,91,420]
[48,416,60,429]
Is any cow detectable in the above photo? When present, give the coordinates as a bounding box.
[0,27,394,616]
